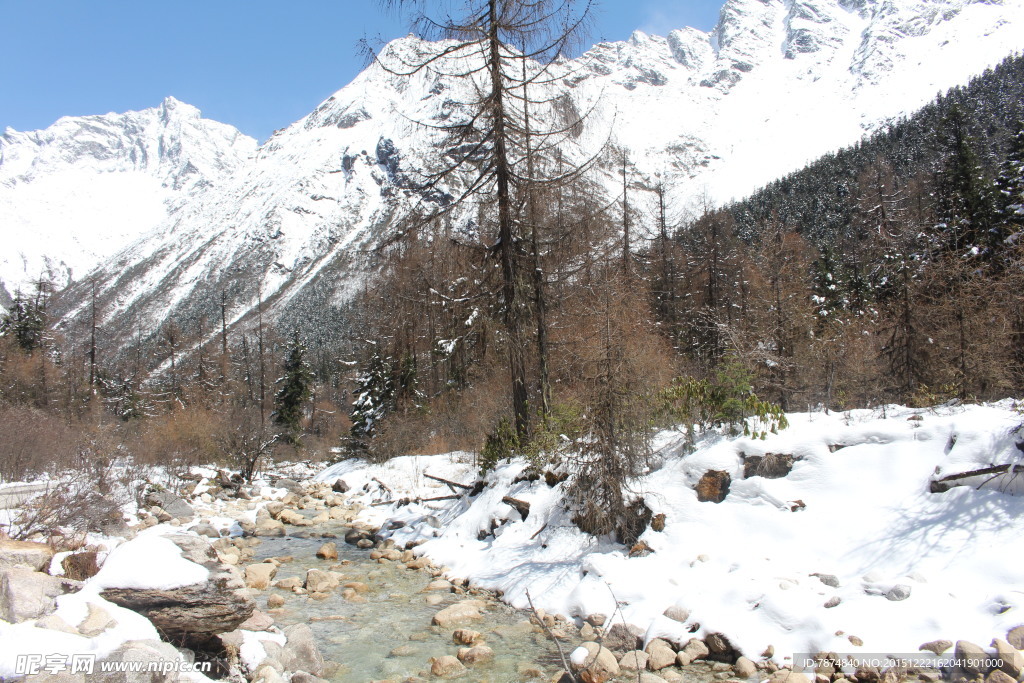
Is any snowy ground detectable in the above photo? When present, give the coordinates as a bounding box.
[317,401,1024,663]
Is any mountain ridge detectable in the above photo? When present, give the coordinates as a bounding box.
[3,0,1022,350]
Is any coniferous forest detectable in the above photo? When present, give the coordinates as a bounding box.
[2,46,1023,535]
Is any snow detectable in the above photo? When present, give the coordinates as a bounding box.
[326,401,1024,659]
[0,525,216,680]
[7,0,1021,335]
[90,526,209,591]
[239,629,286,672]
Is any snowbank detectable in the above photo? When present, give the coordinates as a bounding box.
[320,402,1024,660]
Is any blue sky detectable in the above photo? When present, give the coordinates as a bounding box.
[0,1,722,142]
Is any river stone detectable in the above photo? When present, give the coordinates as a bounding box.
[991,639,1023,678]
[425,593,445,606]
[431,599,486,627]
[427,579,452,591]
[343,581,369,593]
[275,576,303,589]
[77,603,116,637]
[571,642,620,683]
[1007,627,1024,649]
[255,519,286,537]
[99,534,255,648]
[920,639,954,655]
[430,655,466,677]
[812,573,840,588]
[885,584,911,601]
[0,568,82,622]
[291,673,330,683]
[648,642,677,671]
[35,613,80,635]
[267,594,286,608]
[98,639,187,683]
[279,509,309,526]
[316,542,338,560]
[586,613,607,627]
[144,490,195,522]
[281,623,325,676]
[663,605,690,623]
[956,640,990,674]
[680,638,710,664]
[274,478,302,493]
[304,569,339,593]
[0,539,54,571]
[246,563,278,589]
[603,622,644,652]
[735,656,758,678]
[619,650,649,671]
[640,675,669,683]
[769,670,811,683]
[987,671,1016,683]
[239,609,275,631]
[453,628,482,645]
[457,645,494,664]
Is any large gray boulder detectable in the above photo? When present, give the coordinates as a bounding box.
[100,534,254,647]
[144,490,195,522]
[0,568,82,623]
[97,639,190,682]
[281,624,325,677]
[0,539,55,571]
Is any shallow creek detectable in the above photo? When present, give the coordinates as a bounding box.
[251,530,569,682]
[250,516,720,683]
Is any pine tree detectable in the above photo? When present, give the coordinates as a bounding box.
[274,331,313,441]
[349,349,395,448]
[0,291,46,353]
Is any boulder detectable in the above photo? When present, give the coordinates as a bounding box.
[265,501,286,519]
[680,638,709,664]
[663,605,690,623]
[955,640,990,675]
[254,519,286,537]
[811,573,840,588]
[885,584,911,601]
[768,670,811,683]
[603,622,644,652]
[77,603,117,637]
[0,568,81,623]
[239,609,275,631]
[431,599,486,627]
[919,640,953,655]
[585,613,607,627]
[245,563,278,589]
[735,656,758,678]
[453,628,482,645]
[304,569,339,593]
[331,479,349,494]
[279,509,310,526]
[646,639,677,670]
[99,534,255,648]
[457,645,494,664]
[281,623,324,676]
[571,642,620,683]
[1007,626,1024,650]
[97,639,187,683]
[316,542,338,560]
[991,638,1023,678]
[695,470,731,503]
[61,551,100,581]
[430,655,466,677]
[987,672,1016,683]
[274,478,302,493]
[706,632,739,662]
[0,539,54,571]
[619,650,649,671]
[144,490,195,522]
[267,594,286,608]
[192,523,221,539]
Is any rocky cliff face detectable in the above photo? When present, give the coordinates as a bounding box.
[3,0,1021,345]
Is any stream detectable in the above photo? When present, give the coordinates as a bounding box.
[250,529,570,682]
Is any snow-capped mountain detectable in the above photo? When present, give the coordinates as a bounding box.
[5,0,1023,344]
[0,97,255,303]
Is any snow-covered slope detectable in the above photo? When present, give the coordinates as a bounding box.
[12,0,1024,341]
[0,97,255,302]
[317,401,1024,664]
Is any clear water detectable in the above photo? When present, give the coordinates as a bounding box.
[252,530,571,682]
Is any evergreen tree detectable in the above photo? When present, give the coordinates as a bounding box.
[349,348,395,448]
[994,123,1024,242]
[274,331,313,440]
[0,291,46,353]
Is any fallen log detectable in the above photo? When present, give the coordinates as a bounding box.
[930,463,1024,493]
[424,472,474,491]
[502,495,531,520]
